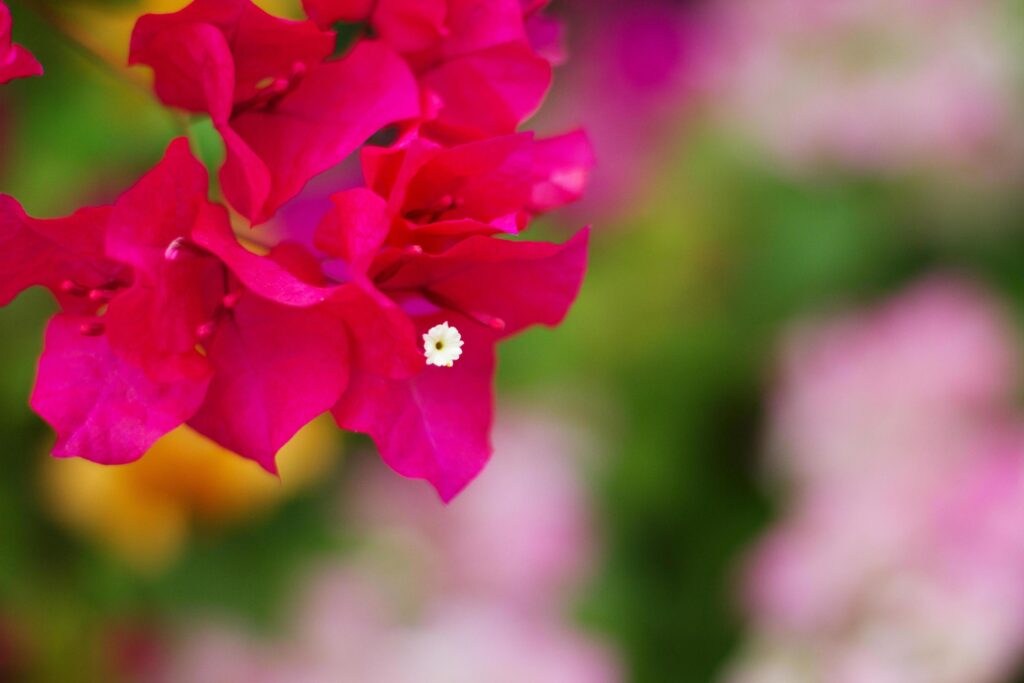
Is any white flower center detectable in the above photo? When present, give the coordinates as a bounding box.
[423,322,464,368]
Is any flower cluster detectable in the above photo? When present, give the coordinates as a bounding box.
[0,0,591,500]
[725,278,1024,683]
[537,0,704,218]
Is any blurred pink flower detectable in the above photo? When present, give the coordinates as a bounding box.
[709,0,1023,178]
[348,410,596,611]
[536,0,707,218]
[368,602,617,683]
[727,276,1024,683]
[153,409,620,683]
[163,584,616,683]
[769,276,1017,493]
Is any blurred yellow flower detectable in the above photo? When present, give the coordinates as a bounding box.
[41,418,339,574]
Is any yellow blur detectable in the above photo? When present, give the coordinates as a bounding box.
[41,417,339,574]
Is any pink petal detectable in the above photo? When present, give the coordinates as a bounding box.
[528,130,595,212]
[217,126,273,221]
[440,0,527,59]
[372,0,448,54]
[0,195,119,311]
[333,314,495,501]
[359,134,537,245]
[128,22,235,122]
[104,138,220,383]
[194,203,422,380]
[192,203,333,307]
[376,228,589,336]
[361,139,440,216]
[420,41,551,143]
[31,315,209,465]
[188,292,350,472]
[333,281,423,379]
[402,133,534,224]
[0,2,42,85]
[399,219,505,254]
[130,0,333,112]
[0,45,42,85]
[104,139,208,274]
[222,40,420,223]
[267,241,329,286]
[313,188,389,268]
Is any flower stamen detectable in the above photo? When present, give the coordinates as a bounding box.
[423,322,464,367]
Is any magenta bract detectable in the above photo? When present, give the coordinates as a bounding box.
[0,2,42,85]
[130,0,419,223]
[1,0,591,500]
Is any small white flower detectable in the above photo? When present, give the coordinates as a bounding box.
[423,322,464,367]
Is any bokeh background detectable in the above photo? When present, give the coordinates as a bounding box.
[6,0,1024,681]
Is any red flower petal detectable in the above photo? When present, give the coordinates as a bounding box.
[188,293,350,472]
[31,315,209,465]
[333,313,495,501]
[0,2,42,85]
[376,228,589,336]
[221,40,420,222]
[0,196,119,312]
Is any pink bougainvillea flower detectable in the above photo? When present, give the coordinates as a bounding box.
[315,131,592,254]
[0,141,216,465]
[300,0,553,144]
[331,229,590,501]
[129,0,420,223]
[7,182,589,496]
[0,2,42,85]
[0,199,193,465]
[102,139,227,385]
[31,313,210,466]
[201,174,589,499]
[359,133,536,245]
[725,278,1024,683]
[0,199,202,467]
[111,140,352,473]
[368,230,591,338]
[198,175,590,498]
[335,310,496,502]
[1,0,590,504]
[3,139,354,472]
